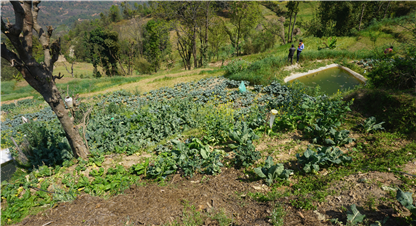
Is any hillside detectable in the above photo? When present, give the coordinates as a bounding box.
[0,1,144,37]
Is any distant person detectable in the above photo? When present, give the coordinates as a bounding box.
[288,44,296,65]
[384,46,393,55]
[297,39,304,63]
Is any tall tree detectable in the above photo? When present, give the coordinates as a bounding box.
[198,1,214,67]
[359,3,366,31]
[143,19,170,73]
[263,17,286,45]
[109,5,122,23]
[208,17,228,61]
[121,1,133,20]
[154,1,204,70]
[1,1,89,159]
[85,26,120,77]
[286,1,300,43]
[225,1,261,56]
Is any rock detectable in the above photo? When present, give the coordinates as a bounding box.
[314,210,326,221]
[381,185,397,191]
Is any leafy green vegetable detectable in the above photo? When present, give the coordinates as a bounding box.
[130,159,149,176]
[254,156,293,185]
[229,121,261,168]
[396,188,416,224]
[296,146,352,173]
[347,204,366,225]
[360,116,385,133]
[325,128,356,146]
[89,167,104,177]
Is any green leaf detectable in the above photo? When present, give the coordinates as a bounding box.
[254,167,266,178]
[396,188,415,209]
[201,148,208,159]
[264,156,274,169]
[347,204,366,224]
[270,164,284,177]
[325,139,335,145]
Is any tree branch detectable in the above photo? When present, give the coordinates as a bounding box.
[32,1,54,71]
[2,42,23,70]
[52,72,64,83]
[22,1,34,55]
[3,2,31,63]
[9,1,24,36]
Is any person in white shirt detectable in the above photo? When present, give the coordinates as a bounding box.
[297,39,304,63]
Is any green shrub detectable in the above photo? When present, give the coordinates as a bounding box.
[134,58,153,75]
[367,51,416,91]
[21,121,73,168]
[346,88,416,135]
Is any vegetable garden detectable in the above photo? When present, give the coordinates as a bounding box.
[1,76,415,225]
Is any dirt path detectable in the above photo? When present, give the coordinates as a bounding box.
[1,96,34,106]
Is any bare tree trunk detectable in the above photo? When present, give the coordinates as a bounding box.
[193,26,197,69]
[287,12,292,43]
[384,1,391,19]
[280,22,286,45]
[1,1,89,159]
[64,61,74,77]
[359,3,366,31]
[376,2,384,18]
[236,18,241,57]
[290,12,298,43]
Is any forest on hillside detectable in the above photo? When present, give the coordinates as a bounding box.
[1,1,415,81]
[0,1,146,32]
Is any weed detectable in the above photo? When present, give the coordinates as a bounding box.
[270,203,286,226]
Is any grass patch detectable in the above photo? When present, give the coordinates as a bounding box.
[166,201,234,226]
[345,88,416,136]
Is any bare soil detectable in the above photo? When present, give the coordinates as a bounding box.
[16,169,413,226]
[16,169,274,226]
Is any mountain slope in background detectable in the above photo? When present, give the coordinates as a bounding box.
[1,1,139,35]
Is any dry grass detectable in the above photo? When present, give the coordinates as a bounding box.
[79,68,218,97]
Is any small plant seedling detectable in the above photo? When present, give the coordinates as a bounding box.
[360,116,385,133]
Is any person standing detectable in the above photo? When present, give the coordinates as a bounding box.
[288,44,296,65]
[297,39,304,63]
[384,46,393,55]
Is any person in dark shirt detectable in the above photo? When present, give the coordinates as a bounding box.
[288,44,296,65]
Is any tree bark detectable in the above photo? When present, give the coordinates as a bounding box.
[358,3,366,31]
[193,25,197,69]
[290,11,297,43]
[287,12,292,43]
[1,1,89,159]
[236,17,241,57]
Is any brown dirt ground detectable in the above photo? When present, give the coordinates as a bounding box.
[17,169,414,226]
[16,169,274,226]
[316,171,415,226]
